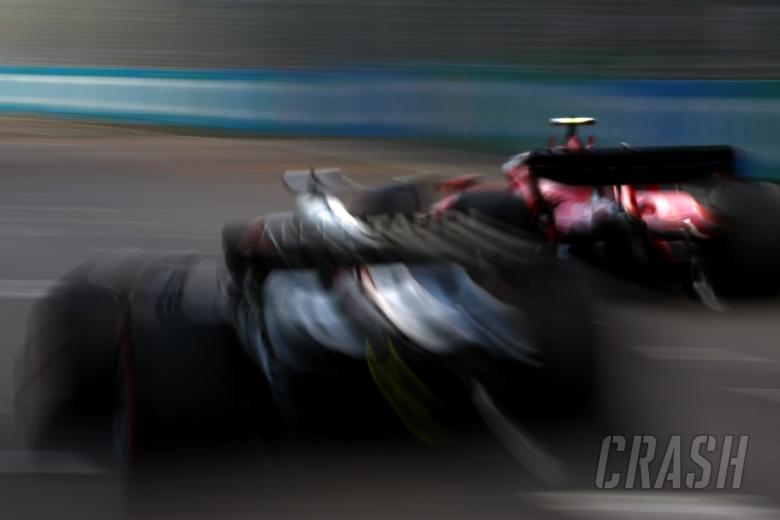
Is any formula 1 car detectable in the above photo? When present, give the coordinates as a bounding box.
[15,178,595,476]
[355,117,780,307]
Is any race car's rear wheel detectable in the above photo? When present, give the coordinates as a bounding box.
[703,181,780,299]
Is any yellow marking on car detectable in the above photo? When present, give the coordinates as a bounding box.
[365,338,452,446]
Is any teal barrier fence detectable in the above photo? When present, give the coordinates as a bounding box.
[0,66,778,176]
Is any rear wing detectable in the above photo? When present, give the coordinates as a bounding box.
[526,145,735,185]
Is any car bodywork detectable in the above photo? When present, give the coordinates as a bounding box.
[432,118,780,305]
[16,181,595,476]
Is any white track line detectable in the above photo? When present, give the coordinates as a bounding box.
[0,280,57,299]
[0,205,120,213]
[631,345,772,363]
[0,216,161,227]
[728,388,780,404]
[0,450,108,475]
[523,491,778,519]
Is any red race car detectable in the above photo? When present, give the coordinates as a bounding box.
[354,117,780,307]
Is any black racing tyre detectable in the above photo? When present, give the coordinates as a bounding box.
[117,262,266,476]
[14,252,153,458]
[14,252,262,476]
[704,181,780,298]
[595,211,654,278]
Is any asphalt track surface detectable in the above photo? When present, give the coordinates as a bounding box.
[1,117,780,519]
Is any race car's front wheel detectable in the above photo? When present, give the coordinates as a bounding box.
[115,261,267,478]
[16,253,268,480]
[14,252,153,462]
